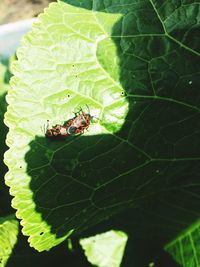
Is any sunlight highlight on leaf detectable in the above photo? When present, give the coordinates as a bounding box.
[80,230,128,267]
[0,215,18,267]
[3,0,200,256]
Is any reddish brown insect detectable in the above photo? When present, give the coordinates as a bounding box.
[45,121,69,138]
[45,105,94,138]
[64,105,93,136]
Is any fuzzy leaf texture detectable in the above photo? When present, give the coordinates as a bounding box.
[0,215,18,267]
[4,0,200,255]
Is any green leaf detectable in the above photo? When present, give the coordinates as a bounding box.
[0,215,18,267]
[0,60,13,216]
[4,0,200,255]
[4,1,128,251]
[0,62,8,115]
[165,219,200,267]
[80,230,128,267]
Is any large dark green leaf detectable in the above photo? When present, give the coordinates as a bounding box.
[4,0,200,256]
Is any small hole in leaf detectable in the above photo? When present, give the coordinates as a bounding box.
[75,75,78,78]
[39,232,44,236]
[121,91,126,96]
[20,166,22,168]
[67,94,70,97]
[72,64,75,67]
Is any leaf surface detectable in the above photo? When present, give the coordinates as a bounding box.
[80,230,128,267]
[0,60,13,216]
[165,219,200,267]
[0,215,18,267]
[4,0,200,253]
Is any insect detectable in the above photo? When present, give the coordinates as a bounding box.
[45,105,95,138]
[45,121,69,138]
[64,105,93,136]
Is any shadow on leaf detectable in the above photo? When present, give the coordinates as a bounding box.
[0,66,13,216]
[23,0,200,264]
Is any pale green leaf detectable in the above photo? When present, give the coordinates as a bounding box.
[0,215,19,267]
[4,1,127,251]
[80,230,128,267]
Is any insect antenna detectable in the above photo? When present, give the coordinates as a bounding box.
[92,115,101,123]
[40,125,45,135]
[85,104,101,122]
[45,120,50,133]
[73,106,82,116]
[85,104,90,114]
[41,120,49,135]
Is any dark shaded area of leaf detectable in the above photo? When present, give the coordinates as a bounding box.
[121,237,181,267]
[152,1,200,53]
[6,226,91,267]
[76,211,180,266]
[24,0,200,264]
[0,60,14,216]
